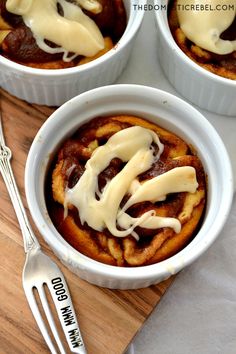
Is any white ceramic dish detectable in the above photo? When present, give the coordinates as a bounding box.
[0,0,146,106]
[25,84,233,289]
[154,0,236,116]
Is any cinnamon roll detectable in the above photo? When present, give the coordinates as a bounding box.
[47,115,207,267]
[168,0,236,80]
[0,0,126,69]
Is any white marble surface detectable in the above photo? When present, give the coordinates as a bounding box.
[118,4,236,354]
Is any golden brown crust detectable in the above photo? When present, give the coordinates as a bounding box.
[60,215,117,265]
[168,0,236,80]
[146,202,205,264]
[47,115,207,267]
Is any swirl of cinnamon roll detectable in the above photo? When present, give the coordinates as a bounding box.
[47,115,206,267]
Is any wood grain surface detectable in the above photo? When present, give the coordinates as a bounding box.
[0,89,174,354]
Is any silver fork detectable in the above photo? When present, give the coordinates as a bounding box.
[0,114,87,354]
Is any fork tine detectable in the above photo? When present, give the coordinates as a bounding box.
[24,286,58,354]
[37,284,67,354]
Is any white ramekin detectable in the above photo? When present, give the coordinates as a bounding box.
[154,0,236,116]
[0,0,145,106]
[25,84,233,289]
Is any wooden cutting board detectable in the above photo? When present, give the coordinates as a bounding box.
[0,88,175,354]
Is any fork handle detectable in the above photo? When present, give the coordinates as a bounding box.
[0,144,40,252]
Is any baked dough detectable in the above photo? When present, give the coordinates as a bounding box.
[47,115,207,267]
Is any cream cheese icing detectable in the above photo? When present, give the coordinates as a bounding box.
[177,0,236,55]
[65,126,199,240]
[6,0,105,61]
